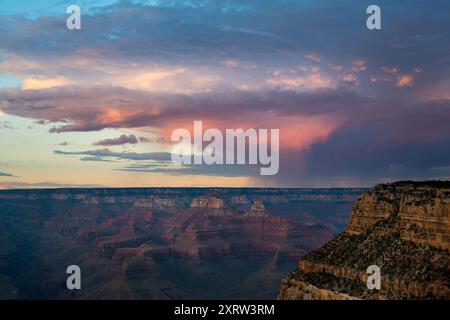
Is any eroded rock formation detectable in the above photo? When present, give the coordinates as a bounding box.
[279,181,450,300]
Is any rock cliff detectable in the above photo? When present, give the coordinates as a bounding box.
[279,181,450,300]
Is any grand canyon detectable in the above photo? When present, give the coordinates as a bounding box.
[1,183,448,300]
[0,187,363,299]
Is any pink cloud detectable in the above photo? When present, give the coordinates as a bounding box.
[342,74,358,84]
[396,74,414,87]
[351,60,366,73]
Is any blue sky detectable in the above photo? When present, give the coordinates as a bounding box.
[0,0,121,15]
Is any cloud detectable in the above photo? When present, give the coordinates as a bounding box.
[266,73,333,90]
[1,0,450,186]
[351,60,366,73]
[0,85,350,134]
[396,74,414,87]
[54,148,172,162]
[80,157,115,162]
[54,148,260,178]
[21,84,446,184]
[304,53,321,62]
[0,0,447,97]
[117,163,260,177]
[370,76,389,83]
[139,137,151,143]
[0,181,104,189]
[22,76,70,90]
[0,171,15,177]
[0,121,14,130]
[35,119,50,125]
[3,84,450,150]
[341,74,358,85]
[93,134,139,146]
[225,59,240,68]
[382,66,399,74]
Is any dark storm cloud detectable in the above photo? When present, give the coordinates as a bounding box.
[274,98,450,186]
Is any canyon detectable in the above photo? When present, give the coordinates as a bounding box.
[279,181,450,300]
[0,187,362,299]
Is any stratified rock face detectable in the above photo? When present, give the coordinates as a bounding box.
[347,181,450,249]
[0,187,362,299]
[279,278,357,300]
[279,181,450,300]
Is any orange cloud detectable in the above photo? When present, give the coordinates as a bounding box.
[96,107,153,126]
[277,116,341,151]
[342,74,357,83]
[396,74,414,87]
[158,112,341,154]
[123,68,186,90]
[22,76,70,90]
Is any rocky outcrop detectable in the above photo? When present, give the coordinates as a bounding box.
[190,194,228,215]
[280,181,450,300]
[191,194,226,209]
[279,278,357,300]
[347,181,450,249]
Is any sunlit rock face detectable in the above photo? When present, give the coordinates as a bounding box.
[346,181,450,249]
[0,187,362,299]
[280,181,450,300]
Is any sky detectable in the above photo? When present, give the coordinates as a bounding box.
[0,0,449,188]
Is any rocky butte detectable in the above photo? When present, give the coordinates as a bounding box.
[279,181,450,300]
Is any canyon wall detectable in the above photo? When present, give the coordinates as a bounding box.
[279,181,450,300]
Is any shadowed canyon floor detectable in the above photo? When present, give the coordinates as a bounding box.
[0,188,363,299]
